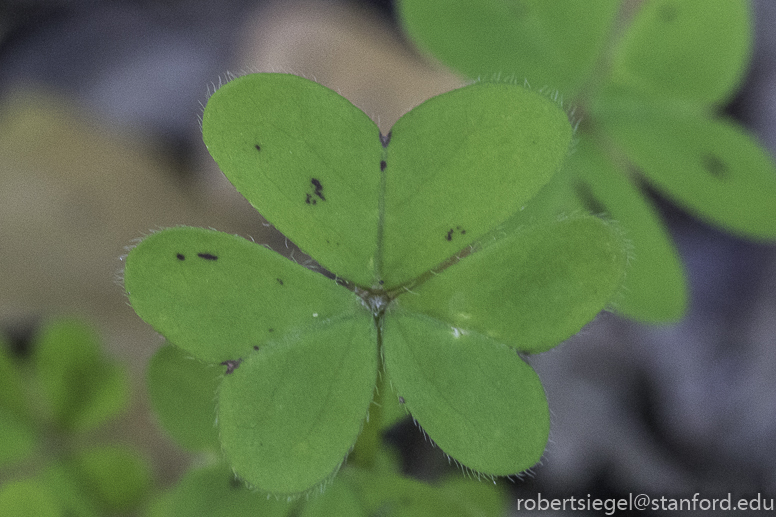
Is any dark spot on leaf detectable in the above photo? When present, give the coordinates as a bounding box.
[311,178,326,200]
[276,278,284,285]
[176,253,185,260]
[268,328,274,332]
[229,476,242,489]
[253,345,259,351]
[702,153,728,178]
[305,193,316,205]
[380,131,392,148]
[399,396,405,404]
[255,144,261,151]
[380,160,386,171]
[221,358,242,375]
[197,253,218,261]
[379,280,384,285]
[445,226,467,241]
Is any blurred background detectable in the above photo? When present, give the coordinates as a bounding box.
[1,0,774,514]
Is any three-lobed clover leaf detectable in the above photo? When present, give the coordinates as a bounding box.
[124,73,628,494]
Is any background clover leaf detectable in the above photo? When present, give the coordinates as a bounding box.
[607,0,751,105]
[396,0,621,98]
[202,73,572,288]
[396,0,776,323]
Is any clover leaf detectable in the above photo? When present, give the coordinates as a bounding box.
[123,73,627,495]
[397,0,776,323]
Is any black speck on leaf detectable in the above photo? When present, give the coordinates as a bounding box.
[277,278,284,285]
[446,229,454,241]
[380,160,387,171]
[221,358,242,375]
[197,253,218,261]
[311,178,326,201]
[380,131,392,148]
[253,345,259,351]
[176,253,185,260]
[255,144,261,151]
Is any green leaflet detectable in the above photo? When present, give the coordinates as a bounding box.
[609,0,751,105]
[147,344,220,452]
[148,463,292,517]
[0,479,62,517]
[202,74,382,287]
[569,137,687,322]
[33,319,129,432]
[0,412,36,468]
[124,226,364,364]
[218,317,376,495]
[382,312,549,474]
[298,480,363,517]
[383,82,572,285]
[397,0,620,97]
[0,340,36,468]
[69,446,151,513]
[0,338,27,419]
[343,469,507,517]
[397,216,628,353]
[202,74,571,289]
[597,102,776,240]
